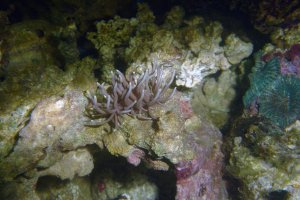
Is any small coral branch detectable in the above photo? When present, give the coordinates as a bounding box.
[86,63,176,127]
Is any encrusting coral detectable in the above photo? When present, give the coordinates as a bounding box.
[86,62,176,127]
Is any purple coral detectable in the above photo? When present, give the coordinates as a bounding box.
[126,148,145,166]
[284,44,300,76]
[86,63,176,127]
[262,44,300,76]
[175,125,227,200]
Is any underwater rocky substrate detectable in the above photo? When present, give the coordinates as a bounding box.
[1,1,300,199]
[35,147,177,200]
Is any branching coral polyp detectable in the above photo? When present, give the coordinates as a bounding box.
[86,63,176,127]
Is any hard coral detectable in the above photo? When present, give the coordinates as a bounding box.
[86,63,176,127]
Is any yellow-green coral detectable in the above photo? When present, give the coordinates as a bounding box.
[87,16,138,81]
[271,24,300,48]
[87,3,251,89]
[227,121,300,199]
[191,70,237,127]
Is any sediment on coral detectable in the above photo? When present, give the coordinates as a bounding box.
[86,62,176,127]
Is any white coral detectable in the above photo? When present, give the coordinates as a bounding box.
[176,49,230,88]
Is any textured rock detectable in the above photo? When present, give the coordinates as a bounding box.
[88,3,252,88]
[224,34,253,65]
[105,92,195,164]
[90,91,228,199]
[36,176,93,200]
[0,86,227,199]
[192,70,237,127]
[226,0,300,34]
[175,117,227,200]
[271,24,300,48]
[227,118,300,199]
[0,4,234,199]
[0,90,101,181]
[175,48,230,88]
[0,90,102,199]
[91,169,158,200]
[38,148,94,180]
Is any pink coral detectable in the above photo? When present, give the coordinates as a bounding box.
[97,181,105,192]
[179,98,194,119]
[286,44,300,61]
[280,44,300,76]
[262,44,300,76]
[175,157,201,180]
[126,148,145,166]
[175,123,227,200]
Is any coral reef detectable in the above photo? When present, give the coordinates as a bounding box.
[117,92,228,200]
[91,169,158,200]
[0,19,229,194]
[243,47,300,129]
[0,88,227,199]
[0,0,133,34]
[0,19,95,114]
[233,45,300,197]
[227,0,300,34]
[36,176,93,200]
[271,24,300,48]
[0,2,265,199]
[87,16,138,81]
[227,118,300,199]
[88,3,253,88]
[224,34,253,65]
[243,51,280,109]
[0,19,97,168]
[175,119,227,200]
[38,149,94,180]
[261,44,300,77]
[0,91,93,181]
[192,70,237,128]
[174,48,230,88]
[0,90,98,200]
